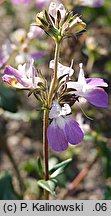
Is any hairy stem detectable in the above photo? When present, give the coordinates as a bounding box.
[48,42,60,106]
[43,109,49,200]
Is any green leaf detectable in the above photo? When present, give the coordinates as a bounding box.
[0,172,19,200]
[37,158,44,177]
[49,158,72,177]
[37,179,57,196]
[50,167,66,178]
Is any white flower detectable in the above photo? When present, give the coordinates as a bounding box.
[48,2,66,22]
[49,101,71,119]
[49,60,74,79]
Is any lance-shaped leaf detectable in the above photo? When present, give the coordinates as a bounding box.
[49,158,72,178]
[37,179,57,196]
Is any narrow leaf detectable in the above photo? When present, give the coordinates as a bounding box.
[37,179,57,196]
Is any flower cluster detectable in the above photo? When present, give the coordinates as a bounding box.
[36,1,86,42]
[47,61,108,151]
[2,2,108,153]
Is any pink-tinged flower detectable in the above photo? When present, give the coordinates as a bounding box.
[67,63,108,108]
[36,0,51,9]
[2,59,42,89]
[27,24,44,40]
[47,101,84,152]
[49,60,74,79]
[78,0,104,7]
[11,0,31,5]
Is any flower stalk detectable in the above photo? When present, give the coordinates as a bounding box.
[43,41,60,199]
[48,42,60,106]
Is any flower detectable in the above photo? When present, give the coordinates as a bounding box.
[36,1,86,42]
[11,0,31,5]
[36,0,51,9]
[48,2,66,23]
[67,63,108,107]
[47,101,84,152]
[2,58,43,89]
[27,24,44,40]
[78,0,104,7]
[49,60,74,79]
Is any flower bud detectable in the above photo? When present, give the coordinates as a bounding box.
[36,2,86,42]
[66,16,86,34]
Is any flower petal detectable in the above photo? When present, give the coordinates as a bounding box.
[47,120,68,152]
[2,74,25,88]
[67,81,82,91]
[4,66,31,88]
[4,65,23,77]
[78,63,86,85]
[65,118,84,145]
[50,60,74,79]
[84,87,108,107]
[86,78,108,87]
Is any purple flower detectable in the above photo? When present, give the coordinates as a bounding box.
[47,101,84,152]
[31,51,45,61]
[2,58,43,89]
[11,0,31,5]
[67,63,108,107]
[79,0,104,7]
[36,0,51,9]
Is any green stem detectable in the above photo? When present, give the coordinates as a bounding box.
[43,42,60,200]
[48,42,60,106]
[43,109,49,200]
